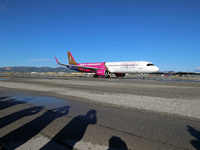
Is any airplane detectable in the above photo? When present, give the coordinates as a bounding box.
[55,51,159,78]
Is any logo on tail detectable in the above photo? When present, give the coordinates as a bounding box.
[67,52,77,65]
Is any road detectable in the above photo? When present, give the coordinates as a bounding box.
[0,76,200,149]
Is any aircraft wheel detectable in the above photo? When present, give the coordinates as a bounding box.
[106,75,110,78]
[93,74,98,78]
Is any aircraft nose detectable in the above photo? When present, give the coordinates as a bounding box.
[155,66,159,72]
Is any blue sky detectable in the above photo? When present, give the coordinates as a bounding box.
[0,0,200,72]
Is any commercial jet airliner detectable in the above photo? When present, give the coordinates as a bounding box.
[55,52,159,78]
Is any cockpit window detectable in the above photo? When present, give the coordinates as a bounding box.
[147,63,155,66]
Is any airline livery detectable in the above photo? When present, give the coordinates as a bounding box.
[55,52,159,78]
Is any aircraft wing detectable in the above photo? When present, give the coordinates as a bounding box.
[55,57,99,71]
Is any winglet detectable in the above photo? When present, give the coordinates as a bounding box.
[55,57,59,64]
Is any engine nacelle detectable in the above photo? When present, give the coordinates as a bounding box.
[96,69,110,78]
[114,73,126,77]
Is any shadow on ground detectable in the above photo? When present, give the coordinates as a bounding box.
[187,125,200,150]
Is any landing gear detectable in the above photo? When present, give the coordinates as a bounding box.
[106,75,110,78]
[93,74,98,78]
[141,73,145,80]
[93,74,110,78]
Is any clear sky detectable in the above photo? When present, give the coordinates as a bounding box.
[0,0,200,72]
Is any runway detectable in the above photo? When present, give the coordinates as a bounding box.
[0,76,200,149]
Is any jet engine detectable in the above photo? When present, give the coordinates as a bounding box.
[95,69,110,78]
[114,73,126,77]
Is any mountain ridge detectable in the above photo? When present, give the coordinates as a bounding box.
[0,66,74,73]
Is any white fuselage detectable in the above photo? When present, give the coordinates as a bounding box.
[106,61,159,74]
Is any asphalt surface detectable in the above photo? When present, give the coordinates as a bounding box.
[0,76,200,150]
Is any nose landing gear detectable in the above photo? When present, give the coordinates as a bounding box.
[141,73,145,80]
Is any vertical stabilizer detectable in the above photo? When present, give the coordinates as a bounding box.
[67,52,77,65]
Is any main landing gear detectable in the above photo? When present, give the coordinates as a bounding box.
[93,74,110,78]
[93,74,98,78]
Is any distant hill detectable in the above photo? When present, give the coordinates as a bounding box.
[0,67,75,73]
